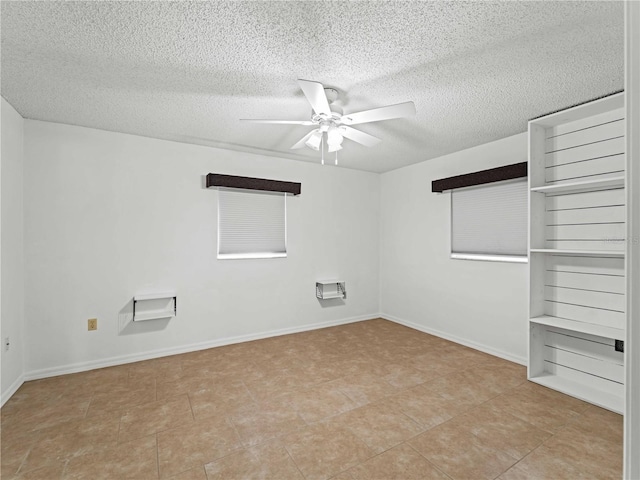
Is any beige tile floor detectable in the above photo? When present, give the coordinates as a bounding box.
[0,319,622,479]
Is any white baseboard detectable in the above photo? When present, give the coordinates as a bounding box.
[23,313,380,382]
[1,374,25,407]
[381,313,527,366]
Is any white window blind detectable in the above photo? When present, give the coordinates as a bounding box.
[451,179,527,259]
[218,189,286,259]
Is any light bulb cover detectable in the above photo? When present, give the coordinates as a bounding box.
[305,130,323,151]
[326,126,344,147]
[327,143,343,153]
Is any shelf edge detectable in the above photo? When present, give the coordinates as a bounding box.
[529,249,625,257]
[134,292,176,301]
[530,315,625,340]
[530,176,625,193]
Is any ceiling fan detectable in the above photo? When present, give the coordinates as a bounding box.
[241,79,416,164]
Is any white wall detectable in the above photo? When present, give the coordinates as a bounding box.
[23,120,380,377]
[625,0,640,476]
[1,98,25,403]
[380,133,528,363]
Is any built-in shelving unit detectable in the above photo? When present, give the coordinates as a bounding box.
[528,92,626,414]
[316,280,346,300]
[133,292,177,321]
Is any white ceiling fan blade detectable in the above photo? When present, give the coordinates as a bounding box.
[341,101,416,125]
[298,79,331,116]
[290,130,318,150]
[240,119,314,125]
[340,126,381,147]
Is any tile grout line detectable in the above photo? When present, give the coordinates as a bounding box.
[490,437,551,480]
[500,404,604,479]
[186,392,196,422]
[282,441,307,480]
[155,433,161,479]
[391,380,538,479]
[405,441,455,480]
[431,379,580,480]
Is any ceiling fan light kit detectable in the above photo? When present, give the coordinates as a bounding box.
[241,79,416,165]
[305,130,323,151]
[326,126,344,153]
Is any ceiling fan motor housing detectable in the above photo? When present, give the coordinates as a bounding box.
[324,87,343,115]
[324,87,339,103]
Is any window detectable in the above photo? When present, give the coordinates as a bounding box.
[451,179,527,262]
[217,188,287,259]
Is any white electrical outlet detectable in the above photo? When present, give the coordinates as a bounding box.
[4,337,10,351]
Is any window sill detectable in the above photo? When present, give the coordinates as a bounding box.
[450,253,528,263]
[218,252,287,260]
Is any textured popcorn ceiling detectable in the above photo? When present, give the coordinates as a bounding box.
[0,1,624,173]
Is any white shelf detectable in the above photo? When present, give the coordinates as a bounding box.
[530,176,625,195]
[316,280,346,300]
[529,248,625,257]
[316,279,345,285]
[319,292,346,299]
[530,315,625,341]
[529,373,623,414]
[134,292,176,301]
[133,292,177,321]
[133,310,175,322]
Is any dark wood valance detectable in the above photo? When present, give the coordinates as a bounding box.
[206,173,301,195]
[431,162,527,193]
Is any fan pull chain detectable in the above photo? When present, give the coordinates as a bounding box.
[321,135,324,165]
[335,150,338,166]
